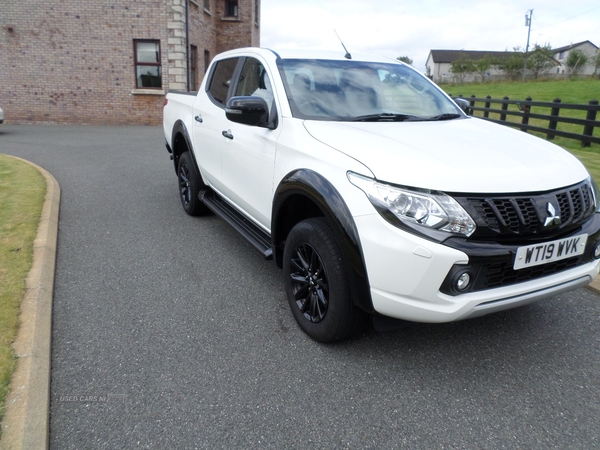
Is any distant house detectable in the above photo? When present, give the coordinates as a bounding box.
[552,41,598,75]
[0,0,260,125]
[425,50,516,84]
[426,42,598,83]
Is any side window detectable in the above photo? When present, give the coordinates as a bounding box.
[207,58,239,106]
[235,58,274,114]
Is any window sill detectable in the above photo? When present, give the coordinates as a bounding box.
[221,16,241,22]
[131,89,165,95]
[189,0,200,6]
[204,8,212,15]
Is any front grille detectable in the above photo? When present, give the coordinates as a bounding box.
[470,198,538,233]
[460,180,596,239]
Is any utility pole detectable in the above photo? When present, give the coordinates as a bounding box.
[522,9,533,83]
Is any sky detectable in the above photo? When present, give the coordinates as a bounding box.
[260,0,600,72]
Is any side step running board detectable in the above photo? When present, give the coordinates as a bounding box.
[200,190,273,260]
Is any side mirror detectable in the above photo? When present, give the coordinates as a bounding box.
[225,96,272,128]
[454,97,470,114]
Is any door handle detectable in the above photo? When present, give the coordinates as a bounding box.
[194,116,203,123]
[222,130,234,140]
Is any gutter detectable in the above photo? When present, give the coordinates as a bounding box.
[185,0,190,91]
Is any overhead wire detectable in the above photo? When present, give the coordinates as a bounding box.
[531,5,600,32]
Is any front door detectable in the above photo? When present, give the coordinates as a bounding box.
[218,57,281,230]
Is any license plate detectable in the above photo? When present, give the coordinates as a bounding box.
[513,233,588,270]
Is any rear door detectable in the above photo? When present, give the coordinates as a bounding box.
[191,57,240,191]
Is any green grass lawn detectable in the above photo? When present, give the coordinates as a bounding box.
[443,78,600,104]
[0,155,45,425]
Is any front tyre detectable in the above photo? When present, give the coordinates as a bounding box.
[177,151,208,216]
[283,217,365,343]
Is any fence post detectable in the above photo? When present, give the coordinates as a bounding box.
[547,98,561,140]
[484,95,491,119]
[520,96,532,132]
[469,95,476,116]
[500,96,509,122]
[583,99,598,148]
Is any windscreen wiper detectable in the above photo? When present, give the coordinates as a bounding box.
[422,113,463,121]
[348,113,418,122]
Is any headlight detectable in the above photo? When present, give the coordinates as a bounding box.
[348,172,476,237]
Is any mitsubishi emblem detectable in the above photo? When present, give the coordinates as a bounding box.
[544,202,561,227]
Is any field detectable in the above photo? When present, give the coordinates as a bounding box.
[444,78,600,105]
[441,78,600,181]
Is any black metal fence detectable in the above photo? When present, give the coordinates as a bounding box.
[452,95,600,147]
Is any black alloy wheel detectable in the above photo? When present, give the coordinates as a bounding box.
[289,242,330,323]
[177,151,207,216]
[283,217,366,343]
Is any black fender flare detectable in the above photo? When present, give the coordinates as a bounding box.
[272,169,374,314]
[170,120,201,177]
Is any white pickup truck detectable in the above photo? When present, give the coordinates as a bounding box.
[163,47,600,342]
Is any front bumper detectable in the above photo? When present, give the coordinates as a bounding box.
[355,213,600,323]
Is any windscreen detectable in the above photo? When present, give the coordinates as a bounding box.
[278,59,461,121]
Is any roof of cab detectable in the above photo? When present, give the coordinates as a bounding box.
[214,47,402,64]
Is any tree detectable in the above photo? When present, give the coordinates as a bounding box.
[397,56,413,66]
[450,52,475,83]
[497,47,525,81]
[425,65,432,79]
[526,44,556,80]
[593,51,600,79]
[473,55,495,83]
[566,49,589,77]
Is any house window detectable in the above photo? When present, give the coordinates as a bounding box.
[254,0,260,24]
[134,40,162,88]
[204,0,210,11]
[190,45,198,90]
[225,0,238,17]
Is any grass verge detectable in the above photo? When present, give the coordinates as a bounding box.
[0,154,45,425]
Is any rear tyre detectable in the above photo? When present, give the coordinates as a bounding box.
[177,151,208,216]
[283,217,365,343]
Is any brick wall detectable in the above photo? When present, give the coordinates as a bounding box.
[215,0,259,55]
[188,0,218,90]
[0,0,259,125]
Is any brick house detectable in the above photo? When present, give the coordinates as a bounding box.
[0,0,260,125]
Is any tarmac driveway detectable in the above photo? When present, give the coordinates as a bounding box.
[1,125,599,449]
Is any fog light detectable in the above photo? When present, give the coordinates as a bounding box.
[594,242,600,259]
[456,272,471,291]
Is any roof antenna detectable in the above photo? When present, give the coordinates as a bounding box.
[334,29,352,59]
